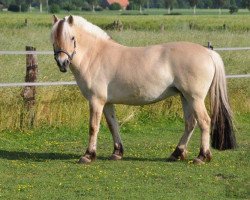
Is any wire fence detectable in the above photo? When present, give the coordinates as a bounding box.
[0,47,250,55]
[0,46,249,87]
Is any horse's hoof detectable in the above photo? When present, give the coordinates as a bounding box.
[180,151,188,160]
[193,158,205,165]
[166,155,178,162]
[110,154,122,161]
[169,147,187,161]
[78,156,92,164]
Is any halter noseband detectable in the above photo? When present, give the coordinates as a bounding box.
[53,38,76,65]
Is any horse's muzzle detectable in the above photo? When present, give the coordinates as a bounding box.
[54,56,70,73]
[59,65,68,73]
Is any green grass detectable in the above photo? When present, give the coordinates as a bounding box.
[0,114,249,199]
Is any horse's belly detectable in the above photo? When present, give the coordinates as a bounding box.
[107,84,178,105]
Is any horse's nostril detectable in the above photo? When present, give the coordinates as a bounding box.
[63,60,70,66]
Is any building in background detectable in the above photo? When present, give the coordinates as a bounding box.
[102,0,129,9]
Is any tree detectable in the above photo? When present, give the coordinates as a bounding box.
[39,0,43,12]
[133,0,147,13]
[176,0,189,8]
[72,0,84,8]
[33,0,49,13]
[188,0,198,14]
[25,0,32,12]
[230,0,237,5]
[229,4,238,13]
[49,3,60,13]
[217,0,227,14]
[163,0,174,14]
[87,0,98,12]
[8,4,20,12]
[21,2,29,11]
[204,0,213,8]
[15,0,24,11]
[109,2,121,10]
[242,0,250,10]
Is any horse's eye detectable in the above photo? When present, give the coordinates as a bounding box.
[71,36,75,41]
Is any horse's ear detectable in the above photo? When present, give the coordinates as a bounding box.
[53,15,59,24]
[68,15,74,25]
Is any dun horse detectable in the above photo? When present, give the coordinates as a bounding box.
[51,15,236,164]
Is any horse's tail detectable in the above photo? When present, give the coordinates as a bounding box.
[209,50,237,150]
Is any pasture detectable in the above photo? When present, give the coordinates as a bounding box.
[0,12,249,199]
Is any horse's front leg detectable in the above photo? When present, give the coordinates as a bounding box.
[103,104,123,160]
[78,99,104,164]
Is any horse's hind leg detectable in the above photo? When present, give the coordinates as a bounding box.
[103,104,123,160]
[168,95,197,161]
[191,99,212,164]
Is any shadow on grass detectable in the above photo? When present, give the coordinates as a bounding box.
[0,149,185,164]
[0,149,172,163]
[0,149,80,162]
[122,156,167,162]
[97,156,168,163]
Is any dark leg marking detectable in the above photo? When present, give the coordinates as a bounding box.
[193,148,212,164]
[78,150,96,164]
[167,147,187,162]
[110,143,124,161]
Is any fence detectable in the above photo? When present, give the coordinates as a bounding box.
[0,45,250,88]
[0,45,249,128]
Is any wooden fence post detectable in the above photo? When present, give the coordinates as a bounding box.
[207,41,213,50]
[20,46,38,128]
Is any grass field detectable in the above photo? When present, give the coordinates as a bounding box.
[0,11,249,199]
[0,114,249,199]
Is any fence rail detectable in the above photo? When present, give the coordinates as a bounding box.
[1,74,249,88]
[214,47,250,51]
[0,46,249,88]
[0,51,54,55]
[0,47,250,55]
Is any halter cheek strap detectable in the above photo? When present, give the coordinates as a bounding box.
[53,38,76,64]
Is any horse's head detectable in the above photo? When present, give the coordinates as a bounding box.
[51,15,76,73]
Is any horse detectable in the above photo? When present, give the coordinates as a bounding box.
[51,15,237,164]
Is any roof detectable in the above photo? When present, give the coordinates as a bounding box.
[107,0,129,8]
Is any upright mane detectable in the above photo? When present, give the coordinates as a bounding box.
[68,16,111,40]
[51,16,111,44]
[69,16,110,40]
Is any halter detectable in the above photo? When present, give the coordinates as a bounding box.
[53,37,76,65]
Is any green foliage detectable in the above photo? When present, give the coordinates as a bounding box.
[62,2,76,12]
[20,3,28,12]
[8,4,20,12]
[242,0,250,10]
[163,0,174,9]
[95,5,103,11]
[229,5,239,13]
[188,0,198,7]
[109,2,122,10]
[49,4,60,14]
[82,1,92,11]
